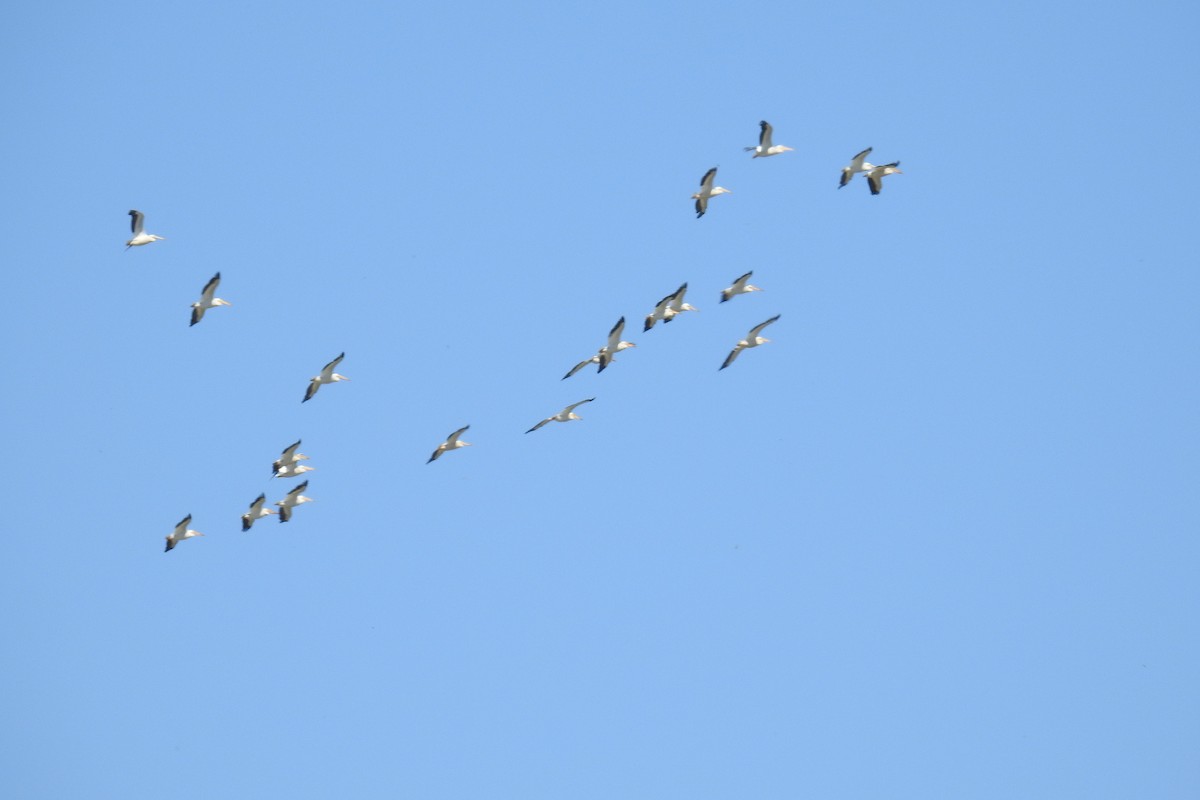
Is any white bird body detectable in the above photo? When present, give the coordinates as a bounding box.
[720,314,781,370]
[838,147,875,189]
[644,284,695,331]
[126,210,165,249]
[165,514,203,552]
[190,272,231,326]
[720,271,763,303]
[565,317,635,378]
[744,120,794,158]
[242,494,277,530]
[303,352,349,403]
[663,282,698,322]
[866,161,903,195]
[272,440,310,477]
[692,168,731,218]
[428,425,471,463]
[274,462,315,479]
[526,398,595,433]
[275,481,313,522]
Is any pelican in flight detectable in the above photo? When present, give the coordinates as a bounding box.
[645,285,682,331]
[692,168,731,218]
[428,425,471,463]
[190,273,231,326]
[663,282,698,323]
[744,120,794,158]
[274,462,315,479]
[242,494,277,530]
[720,314,781,370]
[720,271,763,303]
[272,440,310,477]
[126,209,165,249]
[275,481,313,522]
[866,162,903,195]
[303,352,349,403]
[564,317,636,378]
[165,514,204,552]
[526,398,595,433]
[838,147,875,189]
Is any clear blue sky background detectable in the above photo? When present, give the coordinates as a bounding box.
[3,1,1197,797]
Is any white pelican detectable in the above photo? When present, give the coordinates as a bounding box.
[275,480,313,522]
[165,514,203,552]
[744,121,794,158]
[303,352,349,403]
[720,314,781,370]
[720,271,762,303]
[564,317,636,378]
[866,162,903,195]
[242,493,277,530]
[126,210,165,249]
[428,425,471,463]
[272,439,310,477]
[597,316,636,372]
[692,168,731,218]
[274,462,315,479]
[190,273,231,326]
[644,287,678,331]
[838,147,874,189]
[663,282,698,323]
[526,398,595,433]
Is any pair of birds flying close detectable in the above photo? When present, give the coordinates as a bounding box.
[644,283,699,331]
[838,147,903,194]
[240,481,314,530]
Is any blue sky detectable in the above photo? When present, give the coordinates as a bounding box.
[3,1,1198,797]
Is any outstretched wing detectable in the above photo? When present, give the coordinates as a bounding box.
[748,314,782,340]
[129,209,145,235]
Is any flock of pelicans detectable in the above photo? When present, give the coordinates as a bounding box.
[147,121,903,553]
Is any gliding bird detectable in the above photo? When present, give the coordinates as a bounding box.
[720,271,762,303]
[692,168,731,218]
[242,494,276,530]
[866,162,903,195]
[838,147,875,189]
[720,315,781,370]
[303,352,349,403]
[165,514,204,552]
[270,441,312,479]
[564,317,636,378]
[428,426,471,463]
[526,398,595,433]
[126,209,165,249]
[744,120,794,158]
[275,481,313,522]
[190,273,231,326]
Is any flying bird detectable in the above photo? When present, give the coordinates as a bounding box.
[866,162,903,195]
[597,316,636,372]
[838,147,875,188]
[720,315,781,370]
[744,120,794,158]
[274,462,315,479]
[564,317,636,378]
[126,209,165,249]
[692,168,731,218]
[644,286,681,331]
[190,273,231,326]
[428,425,471,463]
[272,440,310,477]
[526,398,595,433]
[242,494,277,530]
[663,282,698,323]
[720,271,763,303]
[275,481,313,522]
[303,352,349,403]
[165,514,203,552]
